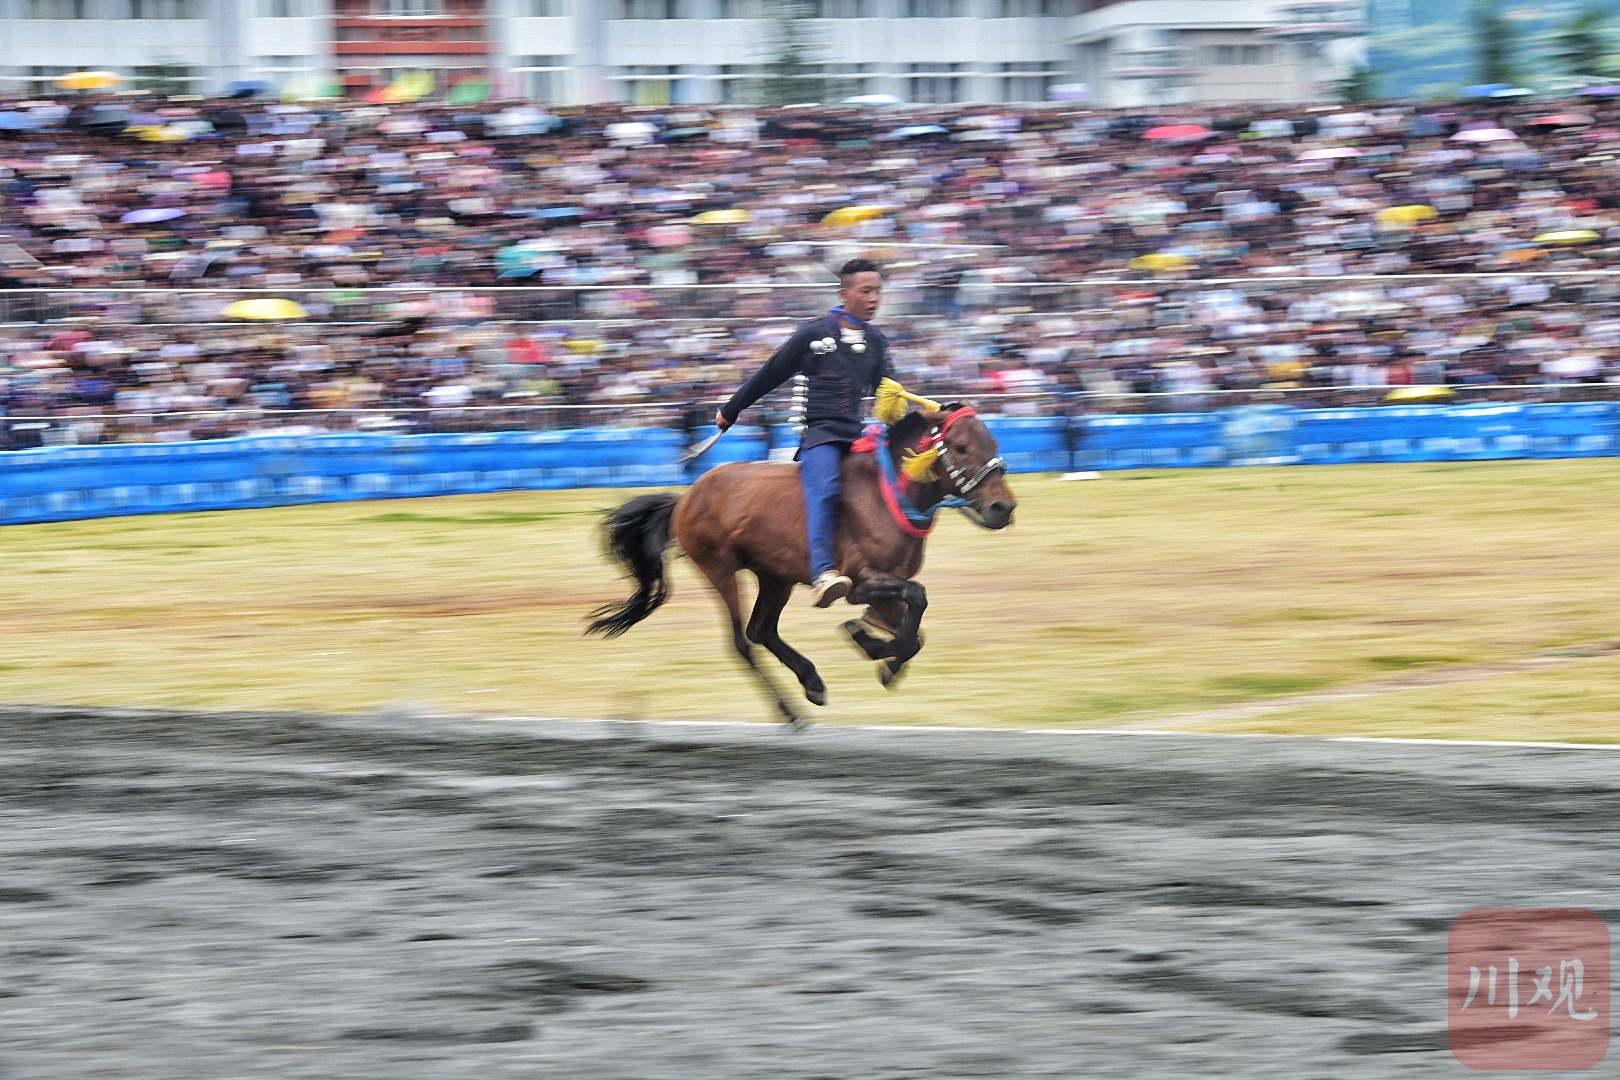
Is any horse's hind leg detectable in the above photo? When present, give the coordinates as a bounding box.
[747,573,827,707]
[697,560,803,728]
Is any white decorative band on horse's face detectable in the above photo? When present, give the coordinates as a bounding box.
[934,428,1005,497]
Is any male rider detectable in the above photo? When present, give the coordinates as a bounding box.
[715,258,895,608]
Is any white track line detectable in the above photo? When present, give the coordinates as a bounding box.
[452,714,1620,750]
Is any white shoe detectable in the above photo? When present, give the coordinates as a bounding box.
[809,571,852,608]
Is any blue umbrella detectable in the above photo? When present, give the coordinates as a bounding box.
[0,112,36,132]
[885,124,950,140]
[120,208,187,224]
[536,206,584,219]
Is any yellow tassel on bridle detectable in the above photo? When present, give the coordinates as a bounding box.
[901,445,941,483]
[874,377,940,425]
[875,378,944,482]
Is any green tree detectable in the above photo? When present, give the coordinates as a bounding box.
[759,0,825,106]
[1553,3,1611,78]
[1471,0,1517,85]
[1336,66,1380,103]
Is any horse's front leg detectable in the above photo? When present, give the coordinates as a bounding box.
[847,575,927,687]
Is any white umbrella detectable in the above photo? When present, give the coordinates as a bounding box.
[1298,146,1363,161]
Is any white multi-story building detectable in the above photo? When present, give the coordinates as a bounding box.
[0,0,328,96]
[0,0,1359,105]
[1071,0,1364,107]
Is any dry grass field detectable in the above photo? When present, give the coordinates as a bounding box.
[1,459,1617,740]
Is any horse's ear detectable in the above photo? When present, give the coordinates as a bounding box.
[921,402,969,425]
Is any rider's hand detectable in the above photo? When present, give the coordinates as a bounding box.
[714,409,732,431]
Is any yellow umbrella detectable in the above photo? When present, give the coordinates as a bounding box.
[1375,204,1439,226]
[691,209,753,225]
[1128,252,1194,271]
[1534,229,1602,244]
[55,70,124,91]
[821,205,887,227]
[133,125,191,143]
[563,338,603,354]
[1384,385,1456,403]
[382,70,435,104]
[222,298,310,321]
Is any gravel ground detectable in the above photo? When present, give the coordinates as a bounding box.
[2,707,1617,1079]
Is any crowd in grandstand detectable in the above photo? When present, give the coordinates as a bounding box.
[3,94,1620,442]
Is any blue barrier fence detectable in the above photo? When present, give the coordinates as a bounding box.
[1,403,1615,526]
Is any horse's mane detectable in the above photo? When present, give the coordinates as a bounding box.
[887,409,935,455]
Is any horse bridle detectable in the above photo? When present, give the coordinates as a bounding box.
[930,407,1006,499]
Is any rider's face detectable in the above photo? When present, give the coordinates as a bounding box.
[839,272,883,323]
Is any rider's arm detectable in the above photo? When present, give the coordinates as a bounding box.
[718,323,815,428]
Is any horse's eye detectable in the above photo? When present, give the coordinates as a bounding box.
[953,443,968,455]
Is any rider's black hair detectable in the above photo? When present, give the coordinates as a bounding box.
[837,257,882,282]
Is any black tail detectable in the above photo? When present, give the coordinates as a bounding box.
[585,494,680,638]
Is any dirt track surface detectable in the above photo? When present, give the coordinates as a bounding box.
[2,708,1617,1078]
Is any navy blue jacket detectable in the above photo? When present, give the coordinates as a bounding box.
[720,314,895,451]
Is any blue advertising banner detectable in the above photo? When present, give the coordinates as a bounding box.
[0,404,1614,526]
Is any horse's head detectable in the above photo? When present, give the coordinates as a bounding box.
[920,403,1016,529]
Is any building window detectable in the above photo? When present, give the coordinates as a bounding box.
[515,55,568,100]
[253,55,313,72]
[1001,60,1057,100]
[998,0,1054,14]
[1212,43,1276,65]
[906,0,963,14]
[258,0,305,15]
[613,64,677,103]
[717,0,764,14]
[907,62,964,101]
[814,0,872,15]
[131,0,197,15]
[133,64,195,93]
[27,0,86,17]
[525,0,564,13]
[614,0,685,16]
[377,0,440,14]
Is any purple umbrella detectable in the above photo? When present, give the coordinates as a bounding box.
[120,208,188,224]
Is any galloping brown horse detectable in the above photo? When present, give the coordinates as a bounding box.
[586,404,1017,726]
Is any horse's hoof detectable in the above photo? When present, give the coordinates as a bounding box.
[805,684,827,707]
[878,659,906,690]
[784,715,810,733]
